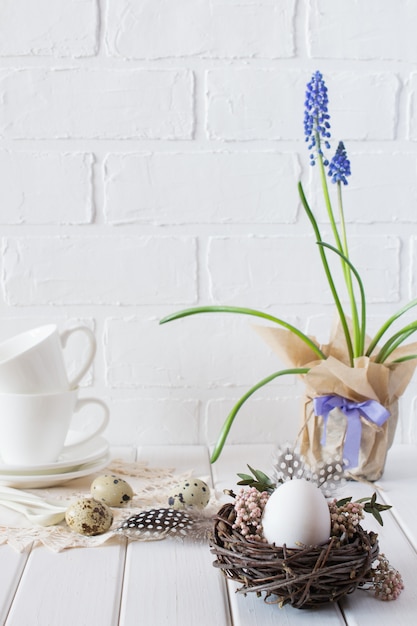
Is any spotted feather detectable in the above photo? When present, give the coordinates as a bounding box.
[117,507,212,542]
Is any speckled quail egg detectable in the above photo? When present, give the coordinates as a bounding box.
[168,478,210,510]
[90,474,134,507]
[65,497,113,536]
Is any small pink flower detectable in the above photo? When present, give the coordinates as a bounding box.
[232,487,270,542]
[372,555,404,601]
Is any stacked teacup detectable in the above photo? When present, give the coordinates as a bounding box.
[0,325,109,466]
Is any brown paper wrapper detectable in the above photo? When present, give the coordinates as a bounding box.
[254,319,417,481]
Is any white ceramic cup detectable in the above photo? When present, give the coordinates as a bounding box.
[0,324,96,393]
[0,388,109,466]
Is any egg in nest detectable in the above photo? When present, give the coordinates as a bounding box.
[261,478,331,548]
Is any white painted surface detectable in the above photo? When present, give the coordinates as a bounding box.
[0,1,417,448]
[0,444,416,626]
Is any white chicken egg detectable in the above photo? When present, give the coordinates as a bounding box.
[262,478,331,548]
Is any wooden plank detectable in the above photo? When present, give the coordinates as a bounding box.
[373,444,417,550]
[211,444,346,625]
[135,444,213,478]
[120,538,230,626]
[119,445,231,626]
[337,477,417,626]
[0,546,30,625]
[210,443,275,493]
[2,445,136,626]
[226,583,346,626]
[5,541,127,626]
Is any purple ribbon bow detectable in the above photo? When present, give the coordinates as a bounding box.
[313,394,391,469]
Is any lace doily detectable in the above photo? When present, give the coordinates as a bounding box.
[0,459,220,552]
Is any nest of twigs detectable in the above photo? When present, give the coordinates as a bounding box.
[210,502,379,609]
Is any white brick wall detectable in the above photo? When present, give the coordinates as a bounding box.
[1,0,417,449]
[0,68,194,139]
[104,151,301,225]
[105,0,297,60]
[0,151,93,224]
[0,0,98,57]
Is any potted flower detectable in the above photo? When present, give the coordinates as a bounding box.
[160,71,417,480]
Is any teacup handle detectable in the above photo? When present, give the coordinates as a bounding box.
[60,326,97,389]
[64,398,109,450]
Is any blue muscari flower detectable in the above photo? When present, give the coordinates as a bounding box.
[328,141,351,185]
[304,71,331,166]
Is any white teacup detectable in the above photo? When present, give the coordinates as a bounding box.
[0,388,109,466]
[0,324,96,393]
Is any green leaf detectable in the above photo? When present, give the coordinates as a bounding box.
[391,354,417,364]
[236,466,276,492]
[374,321,417,363]
[335,496,352,507]
[366,297,417,357]
[236,473,253,482]
[251,481,271,492]
[375,503,392,512]
[209,367,310,463]
[247,465,274,486]
[160,306,326,360]
[359,492,391,526]
[318,241,367,356]
[371,508,384,526]
[236,479,254,487]
[298,182,354,365]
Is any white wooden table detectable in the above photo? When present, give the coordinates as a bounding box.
[0,443,416,626]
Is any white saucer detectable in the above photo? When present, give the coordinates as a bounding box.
[0,434,109,475]
[0,453,111,489]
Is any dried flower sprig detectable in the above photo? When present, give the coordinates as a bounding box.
[327,492,391,528]
[160,70,417,462]
[328,499,403,600]
[232,486,270,542]
[329,497,364,542]
[346,492,392,526]
[371,555,404,601]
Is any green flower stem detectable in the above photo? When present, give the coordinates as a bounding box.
[337,181,361,357]
[316,130,360,357]
[316,134,343,254]
[374,321,417,363]
[318,242,366,356]
[298,182,354,366]
[160,305,326,360]
[210,367,310,463]
[366,298,417,357]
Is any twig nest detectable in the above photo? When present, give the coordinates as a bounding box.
[262,479,331,548]
[211,502,379,608]
[65,498,113,536]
